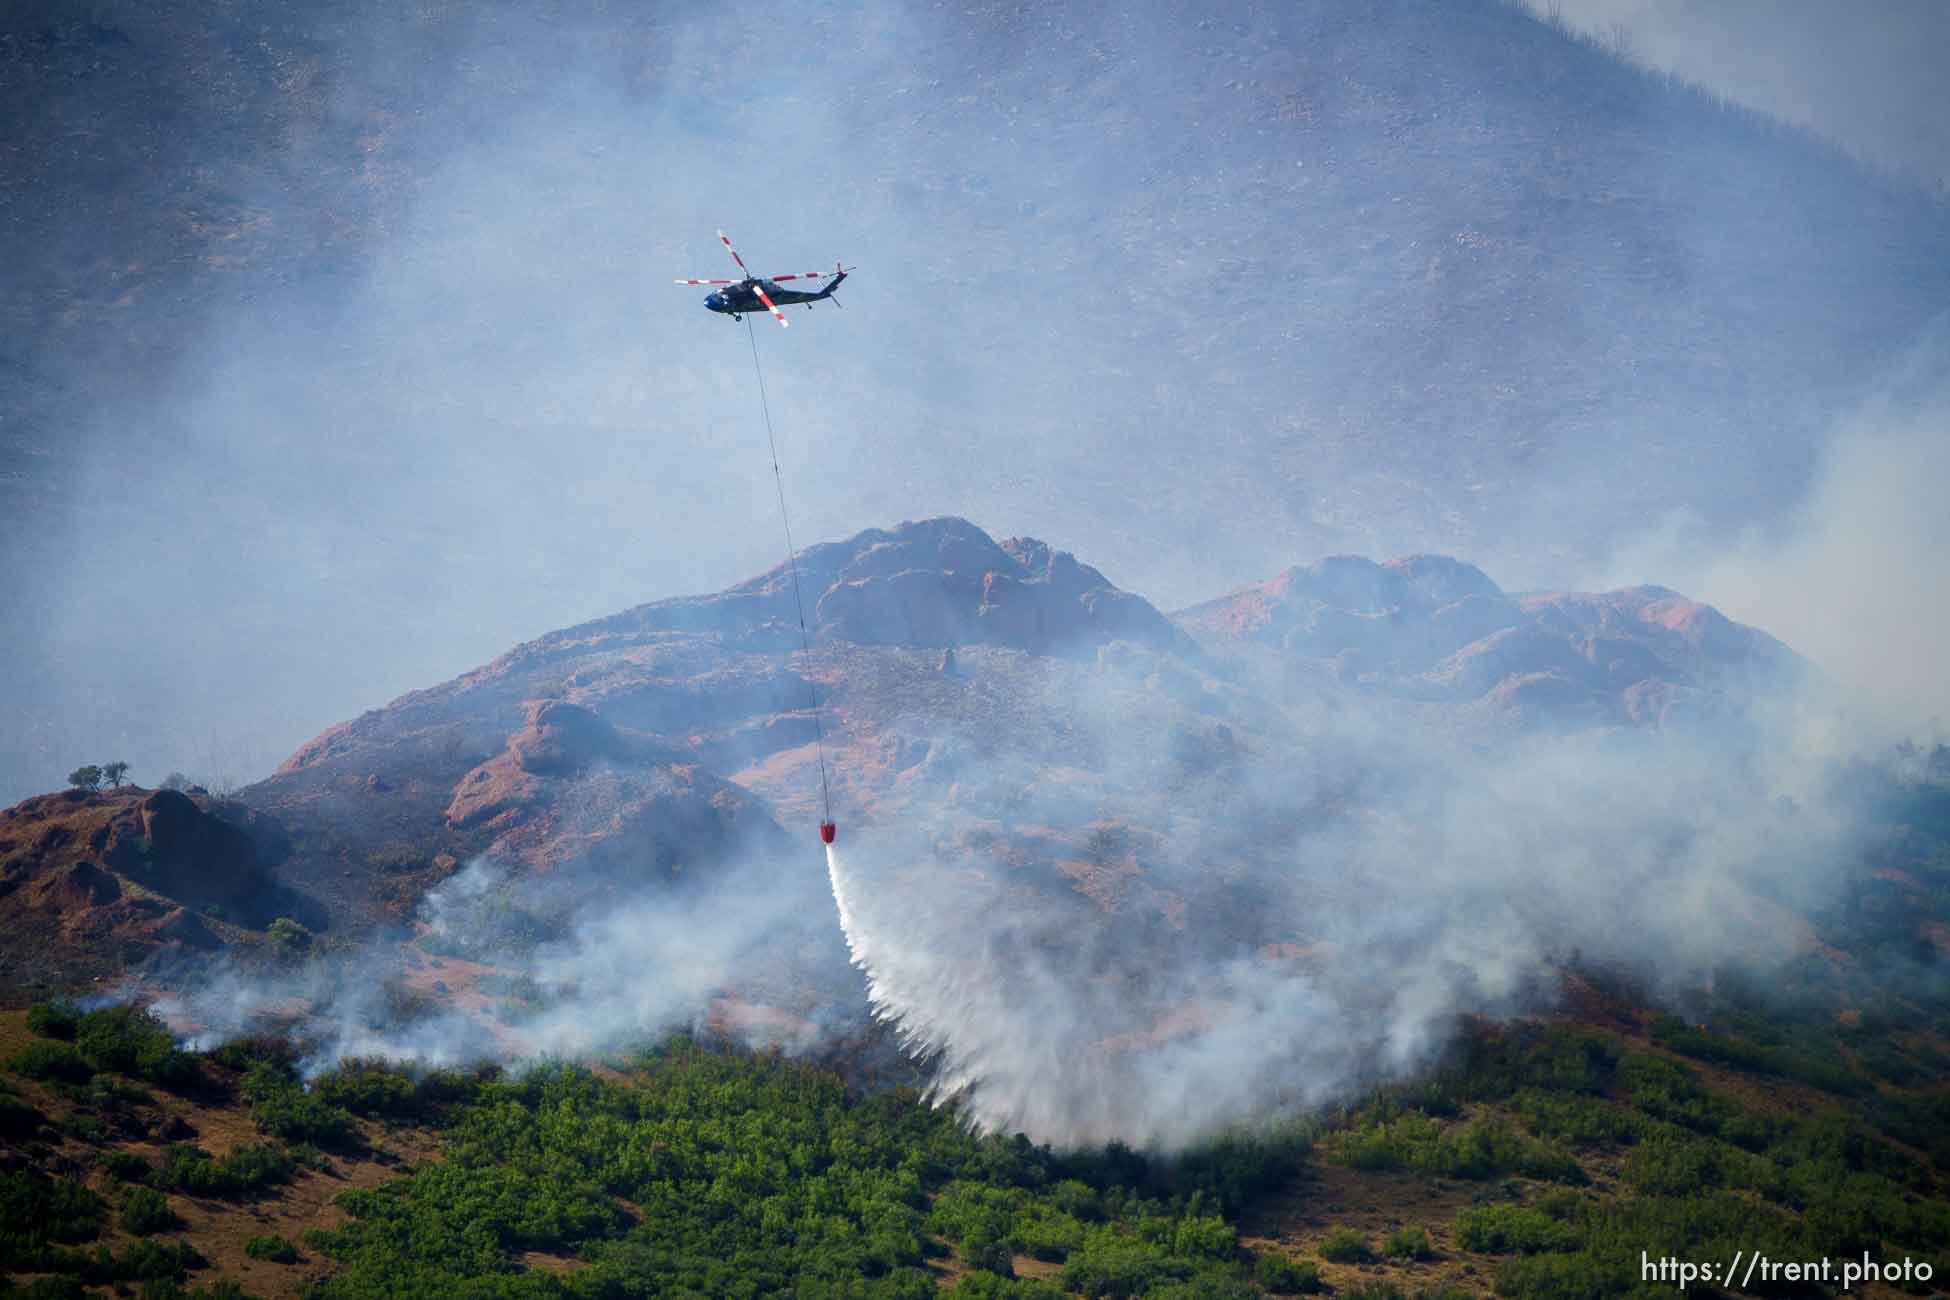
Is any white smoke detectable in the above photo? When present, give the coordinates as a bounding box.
[159,832,855,1072]
[823,670,1864,1150]
[1592,327,1950,739]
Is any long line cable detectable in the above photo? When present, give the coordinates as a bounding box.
[745,316,833,822]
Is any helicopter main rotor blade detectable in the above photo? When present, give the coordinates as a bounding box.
[675,278,736,285]
[763,271,833,282]
[718,229,749,275]
[751,282,789,327]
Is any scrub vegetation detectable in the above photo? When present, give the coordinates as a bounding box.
[1,963,1947,1299]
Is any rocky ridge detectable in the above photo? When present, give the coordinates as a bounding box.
[1,517,1823,989]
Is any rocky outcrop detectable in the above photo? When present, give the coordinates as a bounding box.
[445,698,784,877]
[0,787,294,987]
[810,520,1192,657]
[533,518,1191,660]
[1176,554,1806,729]
[223,523,1820,947]
[113,789,267,911]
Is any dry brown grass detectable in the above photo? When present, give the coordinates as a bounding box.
[152,1117,440,1298]
[1239,1160,1498,1297]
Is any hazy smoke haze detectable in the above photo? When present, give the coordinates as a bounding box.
[1596,329,1950,736]
[5,0,1947,802]
[1532,0,1950,189]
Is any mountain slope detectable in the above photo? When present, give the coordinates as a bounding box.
[209,517,1814,940]
[1176,553,1808,728]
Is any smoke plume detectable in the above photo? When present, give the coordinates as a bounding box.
[822,658,1864,1149]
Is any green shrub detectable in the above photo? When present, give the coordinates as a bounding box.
[1511,1089,1643,1149]
[45,1236,203,1284]
[243,1063,352,1145]
[266,917,312,954]
[1171,1214,1236,1260]
[945,1274,1067,1298]
[1650,1014,1869,1097]
[1318,1225,1372,1263]
[1047,1179,1104,1222]
[0,1171,103,1267]
[1016,1211,1084,1262]
[1058,1229,1194,1297]
[1493,1248,1622,1300]
[120,1185,181,1235]
[103,1150,154,1183]
[409,1066,486,1111]
[1338,1284,1405,1300]
[73,1004,194,1088]
[7,1039,96,1084]
[1622,1132,1744,1196]
[61,1109,106,1143]
[27,998,81,1040]
[1165,1124,1316,1215]
[312,1059,420,1120]
[0,1090,45,1139]
[1257,1252,1323,1293]
[963,1228,1015,1276]
[206,1035,300,1077]
[1383,1225,1434,1260]
[1453,1203,1582,1255]
[154,1143,294,1198]
[244,1233,299,1263]
[189,1281,258,1300]
[1330,1112,1584,1184]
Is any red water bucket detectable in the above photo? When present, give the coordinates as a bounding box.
[819,820,837,844]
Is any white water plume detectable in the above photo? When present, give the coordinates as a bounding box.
[823,692,1867,1152]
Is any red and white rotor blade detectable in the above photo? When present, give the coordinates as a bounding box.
[764,271,832,282]
[752,283,789,327]
[674,277,736,285]
[717,229,749,275]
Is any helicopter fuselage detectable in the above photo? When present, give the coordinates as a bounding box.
[704,278,834,315]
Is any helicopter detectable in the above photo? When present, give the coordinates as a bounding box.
[675,229,851,327]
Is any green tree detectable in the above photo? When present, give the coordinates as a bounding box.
[266,918,312,956]
[67,765,103,792]
[101,760,130,787]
